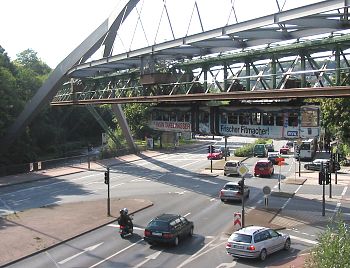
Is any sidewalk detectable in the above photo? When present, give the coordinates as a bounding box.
[1,150,348,267]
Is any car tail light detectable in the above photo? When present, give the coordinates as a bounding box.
[162,233,174,239]
[219,190,223,197]
[144,229,151,236]
[226,242,232,248]
[247,245,255,251]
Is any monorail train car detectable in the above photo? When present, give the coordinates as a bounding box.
[216,104,320,139]
[149,103,321,139]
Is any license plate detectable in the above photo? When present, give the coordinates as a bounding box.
[152,232,162,236]
[259,168,264,171]
[233,245,244,249]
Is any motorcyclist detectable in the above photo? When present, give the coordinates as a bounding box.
[118,208,133,232]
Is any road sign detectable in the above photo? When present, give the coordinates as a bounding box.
[233,212,242,229]
[263,186,271,195]
[238,164,249,177]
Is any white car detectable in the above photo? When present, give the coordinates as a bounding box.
[226,226,291,261]
[224,160,242,176]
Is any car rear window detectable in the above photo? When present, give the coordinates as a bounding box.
[147,220,170,231]
[225,162,237,167]
[256,162,268,167]
[224,184,239,190]
[230,233,252,243]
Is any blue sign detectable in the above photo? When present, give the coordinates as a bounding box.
[287,131,298,136]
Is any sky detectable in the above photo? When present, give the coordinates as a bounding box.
[0,0,323,69]
[1,0,118,68]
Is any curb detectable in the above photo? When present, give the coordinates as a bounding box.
[2,202,154,268]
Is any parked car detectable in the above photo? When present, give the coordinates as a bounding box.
[144,214,194,246]
[253,144,268,157]
[226,226,291,261]
[224,160,241,176]
[254,160,274,177]
[279,145,290,154]
[265,143,274,152]
[219,181,250,202]
[304,159,340,172]
[267,152,281,165]
[207,149,223,160]
[219,146,231,157]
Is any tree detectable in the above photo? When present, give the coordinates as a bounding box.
[305,214,350,268]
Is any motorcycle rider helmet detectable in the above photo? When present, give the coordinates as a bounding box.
[123,208,128,215]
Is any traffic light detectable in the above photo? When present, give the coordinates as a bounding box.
[325,171,331,185]
[104,171,109,184]
[319,170,325,185]
[334,162,340,170]
[207,145,215,153]
[295,145,300,155]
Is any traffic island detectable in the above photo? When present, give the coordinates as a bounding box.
[271,191,295,198]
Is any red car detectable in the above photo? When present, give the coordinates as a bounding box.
[279,145,290,154]
[207,149,223,160]
[254,160,274,177]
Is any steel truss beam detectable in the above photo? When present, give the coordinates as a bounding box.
[51,35,350,105]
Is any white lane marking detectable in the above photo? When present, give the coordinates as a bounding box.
[341,186,348,196]
[177,237,226,268]
[85,181,104,186]
[2,174,97,196]
[289,235,317,245]
[0,197,15,214]
[281,184,302,210]
[131,178,150,182]
[183,212,191,218]
[88,239,143,268]
[58,242,103,264]
[107,224,144,231]
[215,262,237,268]
[110,183,125,189]
[133,250,163,268]
[210,198,216,202]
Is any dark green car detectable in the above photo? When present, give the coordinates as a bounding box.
[144,214,194,246]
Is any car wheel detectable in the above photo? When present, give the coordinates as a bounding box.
[189,227,194,237]
[260,249,267,261]
[174,236,179,246]
[221,199,226,202]
[284,238,291,250]
[224,173,226,176]
[254,173,257,177]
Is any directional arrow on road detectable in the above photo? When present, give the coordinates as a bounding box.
[58,242,104,264]
[133,251,162,268]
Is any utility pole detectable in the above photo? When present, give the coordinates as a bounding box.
[104,167,111,216]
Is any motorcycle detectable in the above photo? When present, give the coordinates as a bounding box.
[119,224,133,238]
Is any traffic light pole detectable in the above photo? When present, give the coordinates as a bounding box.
[104,167,111,216]
[322,178,325,216]
[328,166,332,199]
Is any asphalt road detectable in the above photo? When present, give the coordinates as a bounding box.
[3,138,349,267]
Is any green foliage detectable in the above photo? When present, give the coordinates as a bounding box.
[122,103,153,139]
[305,213,350,268]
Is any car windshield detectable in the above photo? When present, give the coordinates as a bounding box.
[231,233,252,243]
[147,220,169,231]
[224,184,239,190]
[225,162,237,167]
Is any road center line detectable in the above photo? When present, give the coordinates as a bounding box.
[88,239,143,268]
